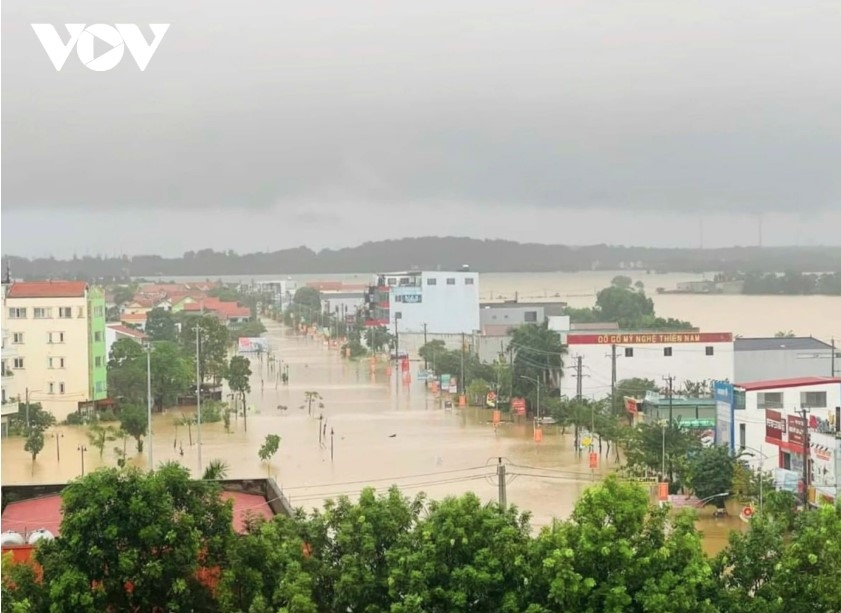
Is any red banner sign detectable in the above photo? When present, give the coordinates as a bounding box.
[765,410,786,440]
[568,332,733,345]
[511,398,526,416]
[787,415,806,446]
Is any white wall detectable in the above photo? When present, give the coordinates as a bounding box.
[4,296,91,421]
[734,381,841,476]
[562,334,734,400]
[389,272,480,335]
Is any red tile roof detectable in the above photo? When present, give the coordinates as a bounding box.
[1,491,274,537]
[106,324,147,339]
[121,313,147,322]
[7,281,87,299]
[735,377,841,392]
[184,299,250,320]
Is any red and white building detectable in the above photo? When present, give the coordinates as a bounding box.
[731,377,841,505]
[562,331,734,400]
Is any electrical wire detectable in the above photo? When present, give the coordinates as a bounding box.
[281,465,492,491]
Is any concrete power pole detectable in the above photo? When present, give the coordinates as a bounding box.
[832,338,836,376]
[497,458,507,510]
[575,356,583,400]
[610,344,617,413]
[663,375,675,424]
[797,407,811,509]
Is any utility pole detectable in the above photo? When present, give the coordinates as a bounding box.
[797,407,810,509]
[146,346,153,470]
[423,323,428,370]
[393,318,399,394]
[832,338,836,376]
[460,332,466,396]
[497,458,507,510]
[330,427,334,462]
[575,356,583,400]
[610,344,617,414]
[25,387,30,430]
[196,324,202,475]
[663,375,674,424]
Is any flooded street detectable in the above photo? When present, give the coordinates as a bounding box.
[1,318,744,553]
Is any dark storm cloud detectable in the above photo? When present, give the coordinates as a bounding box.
[2,0,840,222]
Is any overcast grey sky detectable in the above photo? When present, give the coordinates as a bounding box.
[2,1,840,257]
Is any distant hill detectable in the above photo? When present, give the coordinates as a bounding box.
[3,237,841,280]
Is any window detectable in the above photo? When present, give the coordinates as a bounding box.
[95,356,103,367]
[426,278,437,286]
[34,307,52,319]
[48,332,65,344]
[705,346,714,356]
[12,333,24,344]
[663,347,673,357]
[446,278,456,285]
[13,358,24,369]
[58,307,72,319]
[59,383,65,394]
[387,277,397,286]
[757,392,783,410]
[95,381,105,393]
[739,423,746,450]
[524,311,538,323]
[93,306,104,317]
[734,390,746,410]
[8,308,26,319]
[77,307,85,318]
[465,278,475,285]
[48,357,66,369]
[394,312,403,320]
[48,382,55,394]
[800,391,827,408]
[94,331,103,342]
[624,347,634,358]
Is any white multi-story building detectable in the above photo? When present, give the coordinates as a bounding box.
[252,279,297,312]
[3,281,108,421]
[2,329,20,435]
[563,331,735,400]
[364,268,480,334]
[720,377,841,505]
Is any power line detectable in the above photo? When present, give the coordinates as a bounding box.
[282,465,492,491]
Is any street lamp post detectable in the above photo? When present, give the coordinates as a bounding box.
[53,429,63,462]
[659,420,667,477]
[77,445,87,476]
[739,445,769,515]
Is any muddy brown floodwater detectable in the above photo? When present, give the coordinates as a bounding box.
[1,319,745,554]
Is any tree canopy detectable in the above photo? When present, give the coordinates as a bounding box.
[4,468,841,612]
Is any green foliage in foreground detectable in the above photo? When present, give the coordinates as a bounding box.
[3,470,840,612]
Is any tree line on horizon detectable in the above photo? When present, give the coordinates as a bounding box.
[3,237,841,279]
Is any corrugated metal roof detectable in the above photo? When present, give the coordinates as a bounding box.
[735,337,833,351]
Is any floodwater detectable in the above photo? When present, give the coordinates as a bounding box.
[1,318,746,554]
[149,271,841,341]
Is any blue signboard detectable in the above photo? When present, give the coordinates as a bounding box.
[713,380,734,451]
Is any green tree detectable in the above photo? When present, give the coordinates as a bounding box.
[292,287,322,316]
[149,341,194,411]
[87,423,118,459]
[507,322,565,397]
[257,434,281,472]
[689,445,736,509]
[387,493,532,613]
[611,275,634,290]
[228,319,267,340]
[119,404,148,452]
[302,391,323,417]
[145,307,178,341]
[2,551,49,611]
[526,476,718,613]
[624,421,703,485]
[227,355,252,431]
[35,464,234,612]
[418,339,446,366]
[217,514,317,612]
[107,337,147,405]
[24,428,45,462]
[181,315,230,385]
[202,459,229,480]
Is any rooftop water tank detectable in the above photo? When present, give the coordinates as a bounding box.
[27,529,55,544]
[1,531,25,546]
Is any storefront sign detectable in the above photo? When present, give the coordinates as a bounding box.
[765,410,786,441]
[787,415,806,446]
